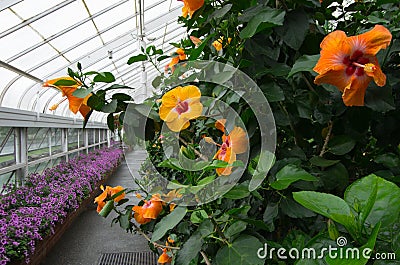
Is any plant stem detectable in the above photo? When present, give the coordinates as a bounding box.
[278,102,298,145]
[177,135,208,161]
[302,74,316,93]
[132,222,180,250]
[200,251,212,265]
[319,121,333,157]
[210,217,229,245]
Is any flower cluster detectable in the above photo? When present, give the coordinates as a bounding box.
[0,147,123,264]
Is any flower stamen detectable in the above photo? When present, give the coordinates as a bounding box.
[49,97,67,111]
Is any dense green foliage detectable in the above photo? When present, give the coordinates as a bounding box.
[68,0,400,264]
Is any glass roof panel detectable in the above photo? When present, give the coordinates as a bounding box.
[11,44,59,71]
[29,1,88,39]
[47,22,97,51]
[82,0,123,15]
[0,0,186,120]
[2,77,37,109]
[92,1,134,32]
[0,28,43,62]
[0,9,21,33]
[10,0,65,19]
[62,37,104,62]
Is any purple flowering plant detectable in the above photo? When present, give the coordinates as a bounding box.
[0,146,123,264]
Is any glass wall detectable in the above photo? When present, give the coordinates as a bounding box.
[0,126,112,194]
[0,127,15,168]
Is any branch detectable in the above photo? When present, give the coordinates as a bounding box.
[200,251,212,265]
[319,121,333,157]
[132,222,180,250]
[210,217,229,245]
[301,74,316,93]
[177,135,208,161]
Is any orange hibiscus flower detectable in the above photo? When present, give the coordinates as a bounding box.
[159,85,203,132]
[166,48,186,73]
[158,248,172,264]
[42,76,92,119]
[313,25,392,106]
[178,0,204,18]
[94,185,125,213]
[212,37,232,52]
[132,194,164,224]
[214,120,248,175]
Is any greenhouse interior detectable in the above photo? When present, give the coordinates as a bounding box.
[0,0,399,264]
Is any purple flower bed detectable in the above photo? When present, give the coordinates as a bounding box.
[0,147,123,264]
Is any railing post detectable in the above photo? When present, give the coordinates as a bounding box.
[14,127,27,186]
[84,129,89,154]
[61,128,68,162]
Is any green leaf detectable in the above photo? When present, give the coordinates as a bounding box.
[293,191,355,230]
[72,87,93,98]
[207,4,232,21]
[151,206,187,242]
[190,210,208,224]
[93,72,116,83]
[310,156,340,167]
[82,109,93,129]
[99,200,114,217]
[328,135,356,155]
[260,82,285,102]
[53,79,78,86]
[127,54,148,65]
[87,94,105,111]
[270,164,318,190]
[107,113,115,131]
[157,55,169,62]
[365,84,395,113]
[112,93,132,101]
[223,184,250,199]
[215,235,264,265]
[198,219,213,237]
[280,197,316,219]
[225,221,247,239]
[152,75,163,88]
[344,174,400,237]
[325,222,381,265]
[118,210,131,230]
[276,9,309,50]
[240,8,285,39]
[249,151,275,191]
[101,99,118,113]
[175,231,202,265]
[374,153,400,168]
[288,54,320,78]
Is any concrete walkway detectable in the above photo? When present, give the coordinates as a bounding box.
[42,150,151,265]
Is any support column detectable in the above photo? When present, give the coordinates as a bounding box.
[84,129,89,154]
[61,128,68,162]
[14,127,27,186]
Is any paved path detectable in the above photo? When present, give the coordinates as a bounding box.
[42,150,151,265]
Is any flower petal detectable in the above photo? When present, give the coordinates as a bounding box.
[349,25,392,56]
[166,117,190,132]
[364,56,386,87]
[229,127,248,154]
[215,119,226,132]
[177,85,201,101]
[216,147,236,176]
[314,67,352,92]
[342,75,372,106]
[180,101,203,120]
[313,30,351,75]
